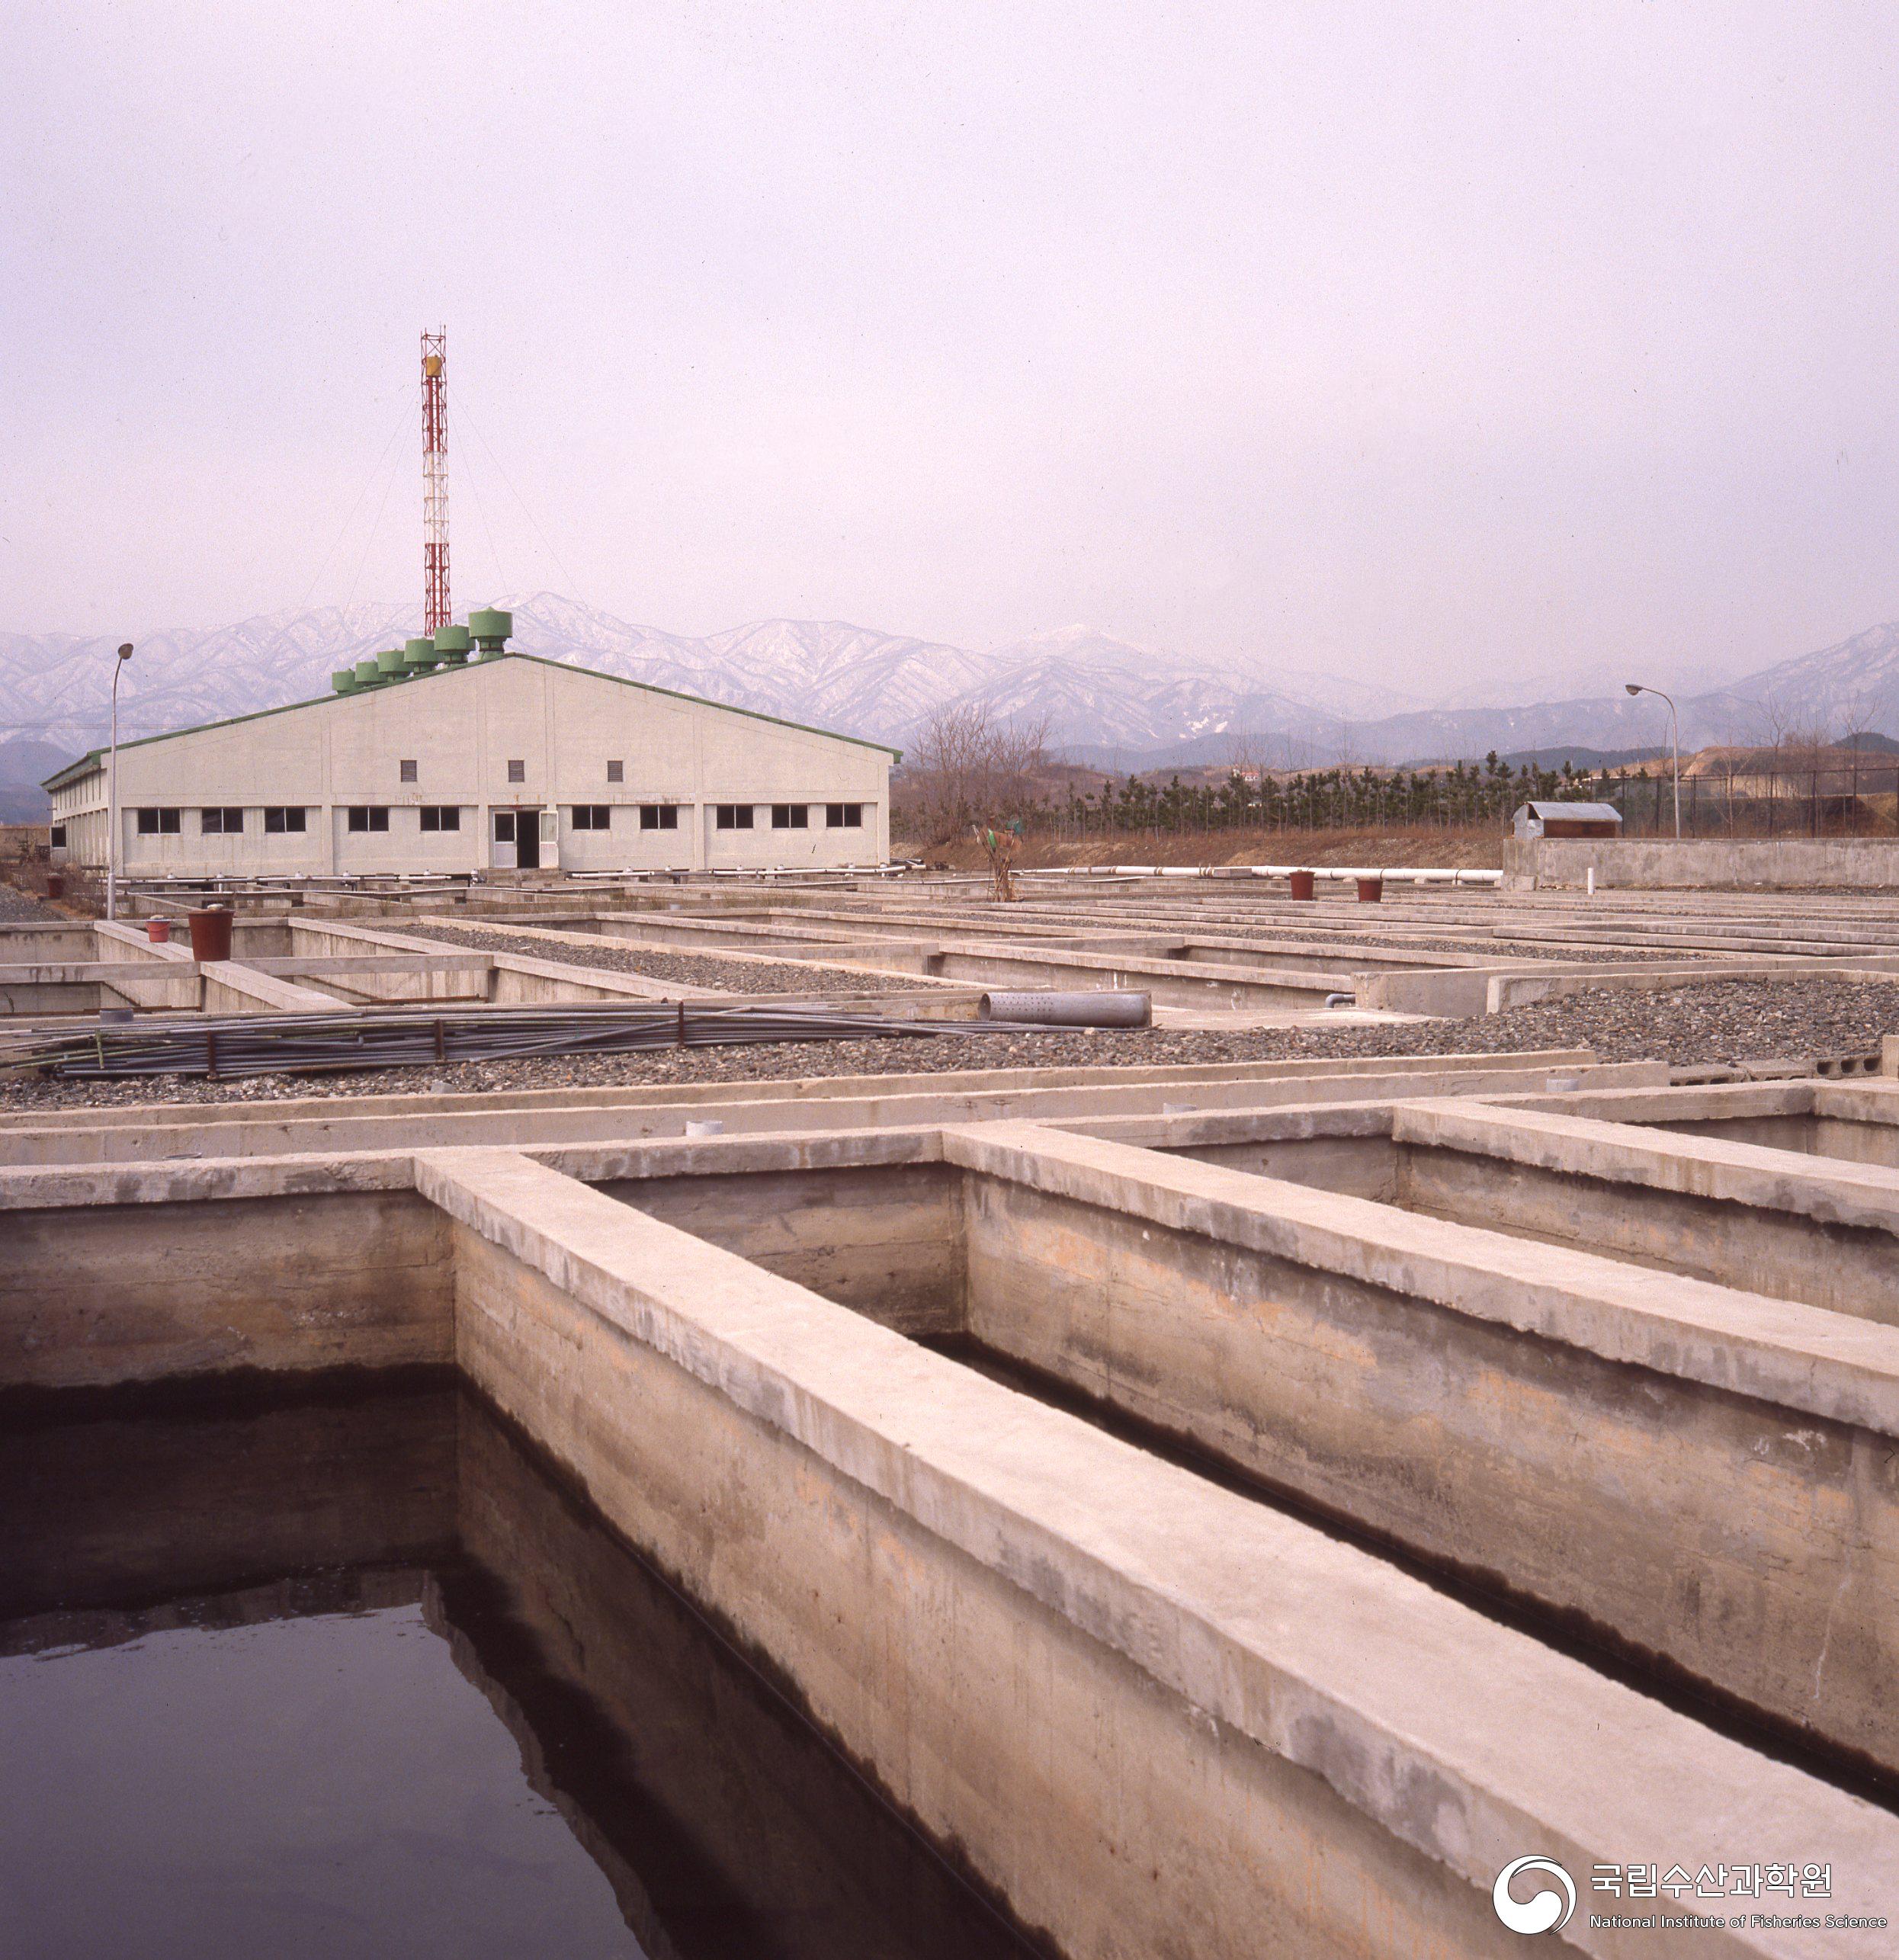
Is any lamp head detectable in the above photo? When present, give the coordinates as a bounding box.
[1624,682,1641,697]
[117,643,133,661]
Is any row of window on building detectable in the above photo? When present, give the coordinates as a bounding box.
[135,802,865,836]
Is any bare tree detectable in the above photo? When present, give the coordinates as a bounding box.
[897,701,1054,844]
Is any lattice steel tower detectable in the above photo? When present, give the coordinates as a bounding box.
[421,328,450,634]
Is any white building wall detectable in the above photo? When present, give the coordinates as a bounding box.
[45,656,893,877]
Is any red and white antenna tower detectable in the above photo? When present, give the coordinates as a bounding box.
[420,327,450,634]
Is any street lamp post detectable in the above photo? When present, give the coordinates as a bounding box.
[107,643,133,920]
[1625,682,1681,838]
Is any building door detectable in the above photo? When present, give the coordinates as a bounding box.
[492,807,550,869]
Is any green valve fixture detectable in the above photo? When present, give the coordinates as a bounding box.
[354,658,383,689]
[433,624,471,664]
[375,646,407,679]
[331,669,358,695]
[469,608,512,659]
[403,635,438,671]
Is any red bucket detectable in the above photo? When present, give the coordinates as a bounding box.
[1288,869,1316,901]
[147,918,172,944]
[1356,876,1383,903]
[44,873,63,900]
[187,906,233,962]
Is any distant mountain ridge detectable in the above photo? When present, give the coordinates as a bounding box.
[4,598,1897,820]
[0,594,1427,766]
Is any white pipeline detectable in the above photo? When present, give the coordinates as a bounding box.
[1016,863,1503,887]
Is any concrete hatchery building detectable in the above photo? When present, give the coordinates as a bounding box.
[44,614,896,877]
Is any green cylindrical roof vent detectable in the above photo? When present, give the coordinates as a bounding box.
[331,669,358,695]
[354,658,383,689]
[433,624,471,664]
[403,635,438,671]
[376,646,407,678]
[469,608,512,659]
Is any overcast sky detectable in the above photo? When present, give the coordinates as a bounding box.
[6,2,1898,698]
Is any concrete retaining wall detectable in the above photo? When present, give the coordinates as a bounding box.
[1510,834,1899,890]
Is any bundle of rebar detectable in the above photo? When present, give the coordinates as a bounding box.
[0,999,1087,1083]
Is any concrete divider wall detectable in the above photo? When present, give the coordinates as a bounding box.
[1391,1100,1899,1324]
[0,1054,1665,1169]
[0,1045,1608,1136]
[596,1155,964,1333]
[946,1121,1899,1777]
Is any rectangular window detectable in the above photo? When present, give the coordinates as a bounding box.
[200,808,244,835]
[136,807,181,836]
[826,803,864,828]
[569,805,611,831]
[714,804,754,830]
[639,805,679,830]
[507,759,525,783]
[346,807,390,832]
[50,825,66,848]
[262,807,307,834]
[492,811,515,843]
[419,806,460,832]
[399,759,419,784]
[605,759,624,784]
[771,803,809,829]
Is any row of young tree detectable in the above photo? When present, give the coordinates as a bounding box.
[1055,754,1609,837]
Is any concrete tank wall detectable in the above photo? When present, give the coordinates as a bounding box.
[0,1185,453,1393]
[1509,833,1899,889]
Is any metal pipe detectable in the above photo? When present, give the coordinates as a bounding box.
[977,990,1151,1028]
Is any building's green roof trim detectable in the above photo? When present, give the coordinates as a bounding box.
[43,749,104,792]
[42,653,901,791]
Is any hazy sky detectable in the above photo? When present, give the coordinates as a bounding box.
[7,2,1898,698]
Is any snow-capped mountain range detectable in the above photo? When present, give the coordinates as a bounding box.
[5,595,1899,794]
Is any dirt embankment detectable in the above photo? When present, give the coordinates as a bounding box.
[909,824,1506,874]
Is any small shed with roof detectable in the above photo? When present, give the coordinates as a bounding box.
[1512,800,1622,842]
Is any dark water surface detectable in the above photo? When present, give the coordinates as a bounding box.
[0,1381,1037,1960]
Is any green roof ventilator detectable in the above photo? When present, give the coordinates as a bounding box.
[470,608,512,659]
[433,624,471,665]
[403,635,438,674]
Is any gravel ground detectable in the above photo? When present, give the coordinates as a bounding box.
[5,977,1896,1111]
[395,922,942,995]
[0,884,62,923]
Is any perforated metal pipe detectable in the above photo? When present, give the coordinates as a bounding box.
[978,990,1151,1028]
